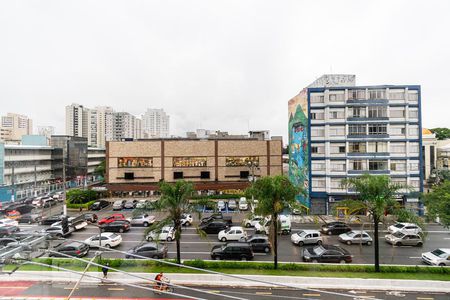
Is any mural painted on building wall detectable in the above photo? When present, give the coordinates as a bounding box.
[288,88,309,208]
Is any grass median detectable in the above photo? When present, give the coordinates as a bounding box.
[3,258,449,281]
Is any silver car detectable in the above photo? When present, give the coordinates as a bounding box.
[385,231,423,247]
[130,214,155,227]
[113,200,123,211]
[339,230,373,245]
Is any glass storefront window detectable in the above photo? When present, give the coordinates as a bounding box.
[173,157,207,167]
[118,157,153,168]
[225,156,259,167]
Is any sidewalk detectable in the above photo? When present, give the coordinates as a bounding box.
[2,271,450,293]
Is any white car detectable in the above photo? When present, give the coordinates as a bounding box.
[181,214,193,226]
[217,200,226,211]
[0,218,19,227]
[84,232,122,248]
[146,226,175,242]
[113,200,123,211]
[422,248,450,266]
[136,199,148,209]
[291,230,323,246]
[51,217,88,231]
[243,215,264,228]
[218,226,247,242]
[388,222,422,234]
[130,214,155,227]
[239,197,248,211]
[338,230,373,245]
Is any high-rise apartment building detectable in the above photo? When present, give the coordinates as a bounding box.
[0,113,33,142]
[142,108,170,138]
[65,103,88,139]
[288,75,422,214]
[95,106,114,148]
[111,112,137,141]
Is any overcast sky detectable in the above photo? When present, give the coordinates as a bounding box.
[1,1,449,142]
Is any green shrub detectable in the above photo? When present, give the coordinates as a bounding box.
[66,200,97,209]
[67,189,99,204]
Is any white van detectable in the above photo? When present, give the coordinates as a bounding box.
[254,215,291,235]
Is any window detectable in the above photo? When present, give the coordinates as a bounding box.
[329,126,345,136]
[349,124,366,135]
[124,172,134,180]
[118,157,153,168]
[225,156,259,167]
[391,143,406,153]
[350,106,366,118]
[368,106,387,118]
[368,142,387,153]
[173,157,207,167]
[348,89,366,100]
[329,110,345,119]
[390,108,406,118]
[329,93,345,102]
[311,127,325,137]
[311,145,325,154]
[410,179,420,188]
[312,162,325,171]
[390,125,406,135]
[330,178,344,188]
[409,162,419,171]
[311,94,324,103]
[368,124,387,135]
[330,145,346,154]
[390,161,406,171]
[173,172,183,179]
[392,177,407,186]
[240,171,250,179]
[409,143,420,154]
[200,171,210,179]
[409,126,419,136]
[312,178,326,188]
[311,112,324,120]
[349,160,365,171]
[349,142,366,153]
[408,92,419,102]
[369,89,386,99]
[369,160,388,171]
[409,109,419,119]
[331,161,346,171]
[389,90,405,100]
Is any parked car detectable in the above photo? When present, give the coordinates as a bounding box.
[51,216,88,231]
[385,231,423,246]
[84,232,122,248]
[39,214,64,225]
[136,199,148,209]
[291,230,322,246]
[49,241,89,258]
[0,226,20,237]
[243,215,265,228]
[211,242,254,261]
[83,213,98,223]
[5,210,21,220]
[125,242,168,259]
[17,213,42,224]
[218,226,247,242]
[241,235,271,253]
[239,197,248,211]
[199,220,229,234]
[42,225,73,238]
[0,237,18,247]
[227,199,237,211]
[339,230,373,245]
[303,244,352,263]
[388,222,422,235]
[113,200,124,211]
[130,214,155,227]
[0,218,19,227]
[181,213,193,226]
[123,200,136,209]
[6,204,36,215]
[98,214,129,225]
[321,222,352,235]
[217,200,226,211]
[422,248,450,266]
[201,213,232,225]
[43,199,58,208]
[90,200,110,211]
[101,220,130,233]
[146,226,175,242]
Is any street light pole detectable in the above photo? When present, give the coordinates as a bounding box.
[63,150,67,216]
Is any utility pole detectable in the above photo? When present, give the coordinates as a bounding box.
[11,162,15,202]
[63,149,67,215]
[33,163,37,197]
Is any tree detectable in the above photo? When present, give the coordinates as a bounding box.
[94,160,106,178]
[67,189,98,204]
[430,128,450,140]
[246,175,299,269]
[341,174,413,272]
[424,181,450,228]
[145,180,195,264]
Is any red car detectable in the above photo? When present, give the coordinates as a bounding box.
[98,214,128,225]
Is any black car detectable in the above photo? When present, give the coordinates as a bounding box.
[125,242,168,259]
[83,213,98,223]
[40,214,64,225]
[5,204,37,215]
[199,220,229,234]
[43,199,58,208]
[242,235,271,253]
[0,225,20,237]
[101,220,130,233]
[302,244,352,263]
[18,213,42,224]
[201,213,232,225]
[90,200,110,211]
[0,237,18,247]
[321,222,352,235]
[211,242,254,261]
[49,241,89,258]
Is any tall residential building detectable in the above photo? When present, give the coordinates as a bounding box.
[142,108,170,138]
[288,75,422,214]
[65,103,88,138]
[95,106,114,148]
[0,113,33,142]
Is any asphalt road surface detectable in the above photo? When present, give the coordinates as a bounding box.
[0,281,447,300]
[18,201,450,266]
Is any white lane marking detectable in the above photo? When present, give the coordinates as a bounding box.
[409,256,421,259]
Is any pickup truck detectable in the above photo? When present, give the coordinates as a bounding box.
[201,213,232,226]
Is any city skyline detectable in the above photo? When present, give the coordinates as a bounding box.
[1,1,449,142]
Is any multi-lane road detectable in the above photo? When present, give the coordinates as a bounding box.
[16,200,450,266]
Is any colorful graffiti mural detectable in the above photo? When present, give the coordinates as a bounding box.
[288,89,309,208]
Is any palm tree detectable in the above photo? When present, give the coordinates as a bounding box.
[246,175,299,269]
[341,174,411,272]
[145,180,195,264]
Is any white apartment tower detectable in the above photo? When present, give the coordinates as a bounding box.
[0,113,33,142]
[65,103,88,138]
[142,108,170,138]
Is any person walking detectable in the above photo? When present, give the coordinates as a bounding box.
[102,262,109,280]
